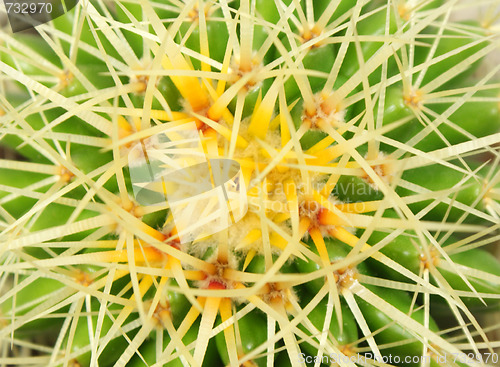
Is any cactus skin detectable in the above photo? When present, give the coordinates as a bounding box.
[0,1,500,367]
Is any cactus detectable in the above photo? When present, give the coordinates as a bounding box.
[1,1,500,366]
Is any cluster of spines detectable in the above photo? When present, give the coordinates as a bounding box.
[0,1,500,367]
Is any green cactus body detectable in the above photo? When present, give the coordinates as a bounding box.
[0,1,500,367]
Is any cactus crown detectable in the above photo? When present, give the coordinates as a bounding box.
[0,1,500,366]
